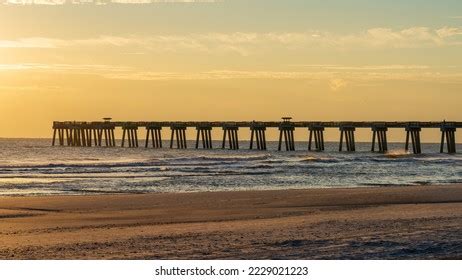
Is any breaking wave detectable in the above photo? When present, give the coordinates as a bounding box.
[0,139,460,195]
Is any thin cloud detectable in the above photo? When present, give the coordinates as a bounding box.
[0,85,63,92]
[329,79,348,91]
[101,70,462,83]
[290,65,431,71]
[0,38,57,48]
[1,27,461,54]
[436,26,462,38]
[0,63,132,72]
[2,63,462,89]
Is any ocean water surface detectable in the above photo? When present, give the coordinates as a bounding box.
[0,139,460,196]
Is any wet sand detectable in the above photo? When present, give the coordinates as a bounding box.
[0,185,461,259]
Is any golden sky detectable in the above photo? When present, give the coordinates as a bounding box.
[0,0,461,141]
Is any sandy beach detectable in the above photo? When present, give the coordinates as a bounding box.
[0,185,461,260]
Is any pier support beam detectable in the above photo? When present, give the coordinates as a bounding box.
[371,125,388,153]
[72,128,82,147]
[108,128,116,147]
[74,127,92,147]
[405,124,422,154]
[440,124,457,154]
[95,127,116,147]
[58,129,64,146]
[122,126,139,148]
[83,128,92,147]
[52,128,57,146]
[278,118,295,151]
[65,128,71,146]
[52,128,65,146]
[222,125,239,150]
[92,129,98,146]
[250,124,267,150]
[79,128,86,147]
[96,129,102,147]
[308,125,325,151]
[339,126,356,152]
[58,126,112,148]
[66,127,81,147]
[145,125,163,148]
[196,125,213,149]
[170,125,187,149]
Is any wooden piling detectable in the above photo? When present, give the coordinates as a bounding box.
[90,125,116,148]
[278,120,295,151]
[93,129,98,146]
[170,124,187,149]
[58,129,64,146]
[122,125,139,148]
[69,129,74,146]
[440,124,457,154]
[65,129,69,146]
[405,124,422,154]
[121,129,126,147]
[250,123,267,150]
[195,125,213,149]
[111,129,116,147]
[97,129,102,146]
[52,129,57,146]
[145,125,163,148]
[84,128,92,147]
[339,126,356,152]
[308,125,325,151]
[81,129,85,146]
[222,125,239,150]
[372,125,388,153]
[76,128,82,146]
[132,129,138,147]
[78,128,82,147]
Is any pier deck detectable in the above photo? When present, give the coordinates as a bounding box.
[53,121,462,129]
[52,120,460,154]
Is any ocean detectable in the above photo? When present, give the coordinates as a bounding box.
[0,139,460,196]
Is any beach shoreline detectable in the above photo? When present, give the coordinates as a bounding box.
[0,184,461,260]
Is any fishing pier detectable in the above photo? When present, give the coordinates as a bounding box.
[52,119,460,154]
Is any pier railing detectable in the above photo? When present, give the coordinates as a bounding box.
[52,120,460,154]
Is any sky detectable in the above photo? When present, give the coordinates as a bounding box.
[0,0,461,140]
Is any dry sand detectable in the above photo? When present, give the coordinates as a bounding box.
[0,185,461,259]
